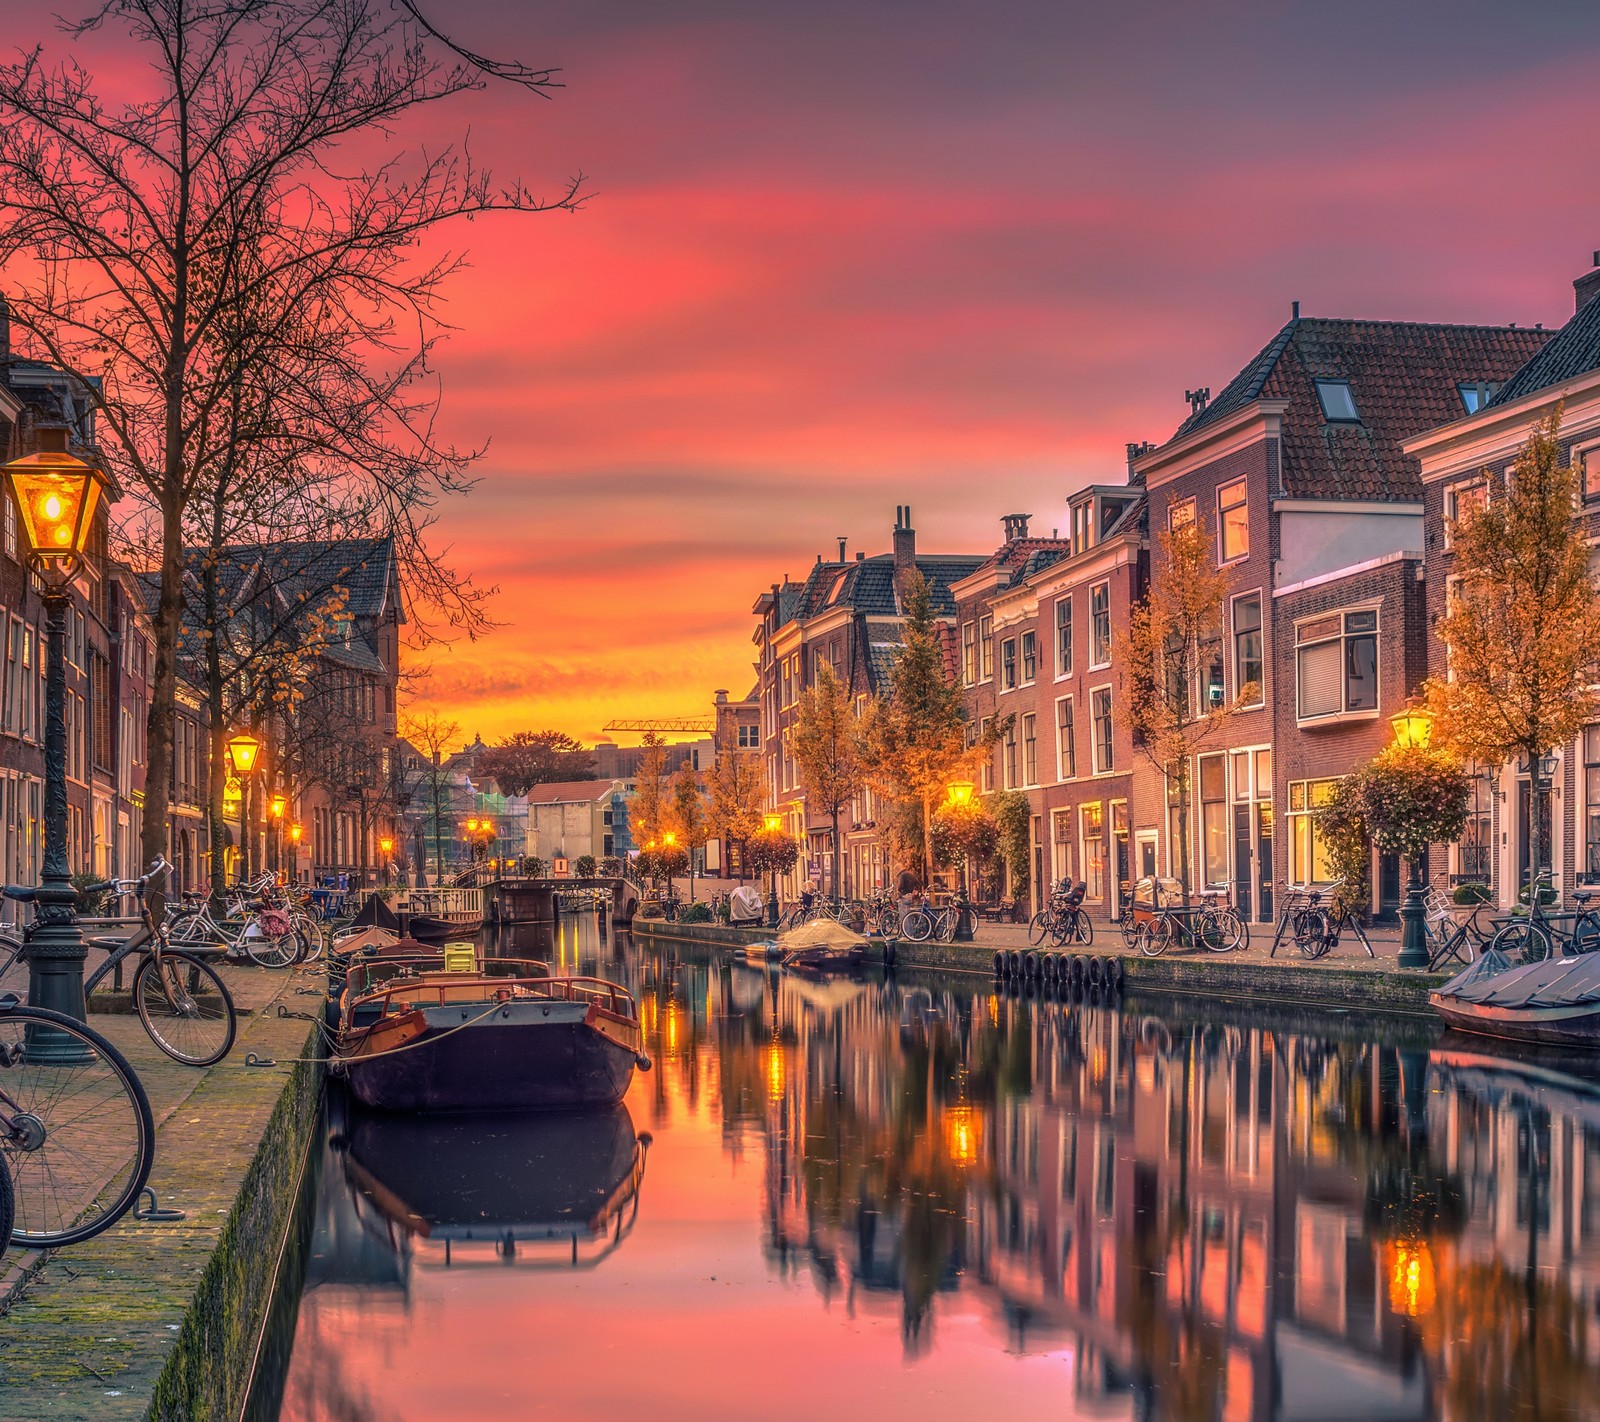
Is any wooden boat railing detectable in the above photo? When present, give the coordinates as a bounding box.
[352,973,638,1022]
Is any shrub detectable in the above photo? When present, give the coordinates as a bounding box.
[1452,882,1491,905]
[574,854,597,878]
[680,902,713,924]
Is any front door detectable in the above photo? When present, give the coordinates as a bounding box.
[1256,803,1274,922]
[1518,780,1554,899]
[1233,804,1253,921]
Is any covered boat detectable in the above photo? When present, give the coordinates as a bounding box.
[335,954,649,1112]
[1429,949,1600,1047]
[776,919,867,972]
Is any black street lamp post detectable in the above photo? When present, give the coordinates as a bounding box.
[4,432,111,1026]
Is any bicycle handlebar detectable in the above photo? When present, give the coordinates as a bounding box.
[82,856,172,900]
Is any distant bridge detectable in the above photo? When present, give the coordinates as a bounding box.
[487,875,641,925]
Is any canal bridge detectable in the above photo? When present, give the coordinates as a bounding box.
[487,875,641,925]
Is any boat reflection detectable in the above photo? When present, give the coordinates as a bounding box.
[327,1098,649,1276]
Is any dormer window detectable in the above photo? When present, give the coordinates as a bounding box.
[1315,381,1359,422]
[1458,382,1499,414]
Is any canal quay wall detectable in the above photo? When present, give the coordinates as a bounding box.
[0,966,325,1422]
[631,919,1450,1014]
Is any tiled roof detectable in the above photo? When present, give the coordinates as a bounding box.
[794,552,986,620]
[190,537,396,620]
[1487,298,1600,407]
[1170,318,1551,500]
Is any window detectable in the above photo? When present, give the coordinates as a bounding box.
[1022,713,1037,786]
[1072,503,1091,555]
[961,622,976,685]
[1055,598,1073,677]
[1218,478,1248,562]
[1314,380,1359,422]
[1287,779,1339,884]
[1232,593,1264,705]
[1080,803,1105,901]
[1458,382,1499,414]
[3,497,14,562]
[1462,762,1494,884]
[1168,497,1196,531]
[1021,631,1038,683]
[1091,688,1114,774]
[1199,754,1228,890]
[980,717,994,792]
[1444,480,1487,545]
[1000,638,1018,691]
[1295,609,1378,722]
[979,615,994,680]
[1056,697,1076,780]
[1090,583,1111,667]
[1003,721,1019,789]
[737,724,760,748]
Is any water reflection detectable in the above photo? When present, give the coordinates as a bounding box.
[273,916,1600,1421]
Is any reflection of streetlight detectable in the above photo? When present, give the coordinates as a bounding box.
[942,1103,982,1168]
[1392,704,1434,970]
[763,811,784,930]
[1385,1238,1436,1317]
[3,433,110,1027]
[764,1037,786,1102]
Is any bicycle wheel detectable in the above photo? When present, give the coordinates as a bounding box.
[134,952,237,1067]
[1027,912,1051,947]
[0,1003,154,1248]
[1071,911,1093,947]
[292,913,326,962]
[1120,914,1139,950]
[1137,920,1172,958]
[937,911,957,944]
[900,910,933,942]
[1572,911,1600,956]
[1219,910,1250,952]
[165,910,218,947]
[1491,921,1551,965]
[1196,911,1232,953]
[1296,909,1331,960]
[244,923,299,969]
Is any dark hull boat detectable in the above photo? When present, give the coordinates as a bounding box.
[335,956,648,1112]
[1430,950,1600,1048]
[405,912,486,945]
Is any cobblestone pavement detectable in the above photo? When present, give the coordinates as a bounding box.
[0,955,322,1422]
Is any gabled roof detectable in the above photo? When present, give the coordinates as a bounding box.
[198,536,396,621]
[792,552,986,621]
[1487,298,1600,408]
[1170,317,1551,500]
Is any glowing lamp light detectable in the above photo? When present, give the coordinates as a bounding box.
[465,817,480,834]
[269,794,287,819]
[225,730,262,775]
[945,780,976,809]
[763,812,784,834]
[663,831,677,847]
[1389,705,1434,752]
[379,836,394,856]
[943,1103,982,1168]
[1386,1239,1436,1318]
[288,823,303,843]
[3,437,108,567]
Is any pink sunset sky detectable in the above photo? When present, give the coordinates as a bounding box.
[15,0,1600,745]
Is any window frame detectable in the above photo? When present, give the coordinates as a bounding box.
[1168,497,1196,532]
[1000,636,1018,692]
[1314,380,1360,423]
[1022,712,1038,787]
[1231,589,1265,709]
[1020,630,1038,684]
[1054,597,1073,679]
[960,621,976,686]
[1444,479,1487,549]
[1217,477,1248,564]
[1055,695,1076,781]
[1089,582,1112,670]
[1090,684,1114,775]
[978,614,994,681]
[1294,605,1380,726]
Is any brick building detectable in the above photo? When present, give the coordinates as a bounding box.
[1407,257,1600,908]
[752,507,984,899]
[1132,313,1549,922]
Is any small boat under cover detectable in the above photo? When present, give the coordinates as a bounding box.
[1430,949,1600,1047]
[774,919,867,972]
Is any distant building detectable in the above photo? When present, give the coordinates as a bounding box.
[522,780,628,863]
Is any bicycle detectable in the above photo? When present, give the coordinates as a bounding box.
[1197,886,1249,952]
[166,881,305,968]
[1484,872,1600,964]
[1029,880,1092,947]
[1274,880,1375,961]
[899,895,969,943]
[1422,890,1494,971]
[0,877,156,1246]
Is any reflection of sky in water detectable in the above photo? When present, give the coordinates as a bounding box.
[270,916,1600,1421]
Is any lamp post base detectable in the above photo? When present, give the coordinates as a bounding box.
[1397,878,1430,970]
[766,874,779,931]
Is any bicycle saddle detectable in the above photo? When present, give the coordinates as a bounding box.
[181,889,208,902]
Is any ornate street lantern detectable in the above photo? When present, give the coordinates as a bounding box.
[4,434,108,573]
[763,812,784,834]
[1388,705,1433,752]
[945,780,976,808]
[289,823,304,844]
[225,730,262,776]
[269,793,287,819]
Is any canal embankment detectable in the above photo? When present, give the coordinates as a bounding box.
[630,917,1451,1013]
[0,962,325,1422]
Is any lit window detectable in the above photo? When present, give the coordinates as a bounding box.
[1295,609,1378,722]
[1287,779,1340,884]
[1314,381,1359,422]
[1218,478,1248,562]
[1233,593,1263,706]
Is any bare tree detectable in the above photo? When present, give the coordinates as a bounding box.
[0,0,581,882]
[400,711,461,886]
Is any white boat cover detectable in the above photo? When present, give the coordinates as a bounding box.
[729,885,764,921]
[1439,951,1600,1009]
[777,920,867,952]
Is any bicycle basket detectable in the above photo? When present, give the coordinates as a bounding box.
[258,908,292,937]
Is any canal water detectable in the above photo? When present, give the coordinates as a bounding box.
[249,914,1600,1421]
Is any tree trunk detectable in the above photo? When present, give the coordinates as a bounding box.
[431,753,444,888]
[141,500,185,907]
[202,552,229,906]
[1174,761,1192,897]
[1527,745,1546,911]
[831,806,842,903]
[921,789,934,890]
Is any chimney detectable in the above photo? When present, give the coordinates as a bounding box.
[892,505,916,598]
[715,689,728,706]
[1185,387,1210,416]
[837,536,847,561]
[856,550,865,561]
[1001,513,1030,543]
[1576,251,1600,313]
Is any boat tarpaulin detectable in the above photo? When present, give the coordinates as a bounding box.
[1441,952,1600,1009]
[777,920,867,953]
